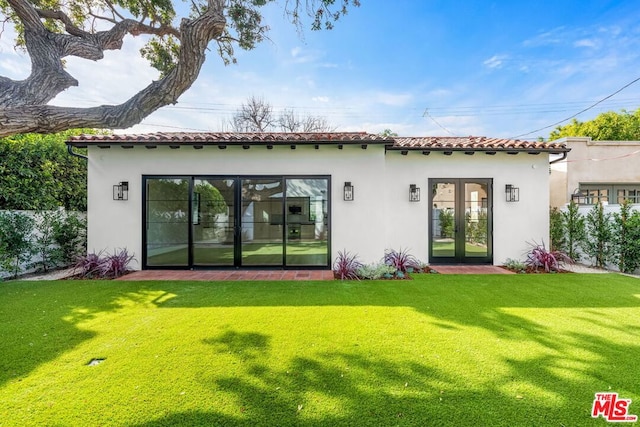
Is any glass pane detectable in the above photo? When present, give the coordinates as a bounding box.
[586,188,608,204]
[146,178,189,266]
[285,178,329,266]
[193,179,235,266]
[241,178,284,266]
[431,182,456,257]
[464,182,488,258]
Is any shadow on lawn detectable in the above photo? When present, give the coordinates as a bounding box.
[134,275,640,425]
[3,275,640,425]
[0,280,159,387]
[129,329,640,426]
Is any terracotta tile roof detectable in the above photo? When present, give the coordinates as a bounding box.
[391,136,569,153]
[67,132,569,153]
[67,132,392,145]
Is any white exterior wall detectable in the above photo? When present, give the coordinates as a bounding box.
[87,145,550,268]
[87,145,387,268]
[384,151,551,264]
[550,137,640,207]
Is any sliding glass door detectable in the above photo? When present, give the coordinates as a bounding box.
[192,178,236,267]
[240,178,284,266]
[144,175,330,269]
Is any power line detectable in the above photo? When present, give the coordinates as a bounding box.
[423,108,456,136]
[510,76,640,139]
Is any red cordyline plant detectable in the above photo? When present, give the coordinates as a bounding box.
[333,250,363,280]
[525,240,573,273]
[384,248,420,274]
[75,250,106,278]
[101,249,135,278]
[75,248,135,279]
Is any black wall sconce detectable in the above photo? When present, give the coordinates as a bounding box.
[343,182,354,201]
[505,184,519,202]
[113,181,129,201]
[409,184,420,202]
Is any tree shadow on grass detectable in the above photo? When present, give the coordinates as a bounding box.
[3,274,640,425]
[128,327,640,426]
[135,274,640,425]
[0,280,165,387]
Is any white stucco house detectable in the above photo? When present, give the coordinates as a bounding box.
[66,132,569,270]
[550,137,640,208]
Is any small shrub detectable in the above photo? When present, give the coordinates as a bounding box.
[525,240,572,273]
[75,248,134,279]
[562,201,585,261]
[333,250,363,280]
[611,200,640,274]
[101,249,135,278]
[503,258,527,274]
[582,202,613,268]
[52,211,87,267]
[549,207,565,252]
[75,251,107,278]
[384,248,420,274]
[356,263,396,280]
[32,210,58,273]
[0,211,35,278]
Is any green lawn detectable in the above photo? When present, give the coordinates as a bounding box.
[149,241,328,266]
[1,274,640,426]
[432,241,488,257]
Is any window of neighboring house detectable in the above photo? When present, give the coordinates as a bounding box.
[616,187,640,204]
[575,184,640,205]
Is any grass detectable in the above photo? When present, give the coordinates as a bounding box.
[432,241,488,257]
[149,241,328,266]
[1,274,640,426]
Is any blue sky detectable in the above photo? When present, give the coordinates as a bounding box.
[2,1,640,139]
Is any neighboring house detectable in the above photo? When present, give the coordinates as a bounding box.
[66,132,568,270]
[550,137,640,208]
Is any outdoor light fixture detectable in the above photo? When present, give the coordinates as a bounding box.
[113,181,129,201]
[571,189,588,205]
[409,184,421,202]
[505,184,519,202]
[343,182,354,201]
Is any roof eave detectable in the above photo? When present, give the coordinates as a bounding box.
[386,146,571,154]
[66,139,394,148]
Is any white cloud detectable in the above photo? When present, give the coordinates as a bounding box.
[574,38,598,48]
[522,27,565,47]
[374,91,413,107]
[312,96,330,103]
[483,55,507,69]
[288,46,322,64]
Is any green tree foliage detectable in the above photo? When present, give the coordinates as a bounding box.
[439,208,454,239]
[0,211,34,278]
[0,131,88,210]
[612,200,640,273]
[582,203,613,268]
[0,0,360,136]
[549,207,565,252]
[549,109,640,141]
[561,201,585,261]
[30,210,87,272]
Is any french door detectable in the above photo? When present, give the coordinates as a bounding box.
[428,179,492,264]
[144,176,330,269]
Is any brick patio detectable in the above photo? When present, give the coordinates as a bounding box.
[117,270,336,281]
[115,265,513,281]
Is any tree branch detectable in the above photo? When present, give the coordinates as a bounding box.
[34,7,89,37]
[0,1,226,135]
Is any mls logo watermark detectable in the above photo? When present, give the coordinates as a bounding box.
[592,392,638,422]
